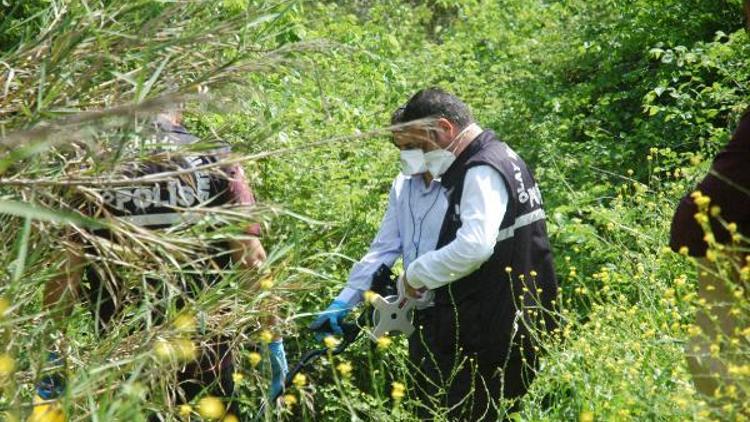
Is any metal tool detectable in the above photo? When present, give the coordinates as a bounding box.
[368,293,416,340]
[368,273,435,340]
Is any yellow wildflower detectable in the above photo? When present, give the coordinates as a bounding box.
[259,278,274,290]
[197,396,225,420]
[173,312,196,332]
[727,222,738,233]
[363,290,378,304]
[705,249,717,262]
[248,352,262,368]
[678,246,689,255]
[154,340,172,359]
[505,266,512,274]
[28,399,65,422]
[224,414,239,422]
[709,343,720,357]
[693,194,711,210]
[728,364,750,376]
[337,361,353,378]
[391,381,406,400]
[710,206,721,217]
[232,372,244,384]
[178,404,192,417]
[258,330,273,344]
[376,336,393,351]
[323,335,340,350]
[693,213,708,224]
[283,394,298,407]
[293,373,307,388]
[579,410,594,422]
[175,338,197,361]
[687,325,702,337]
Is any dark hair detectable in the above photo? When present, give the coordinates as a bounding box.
[391,106,406,125]
[389,106,406,144]
[400,87,474,129]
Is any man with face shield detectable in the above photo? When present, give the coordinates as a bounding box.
[311,89,558,420]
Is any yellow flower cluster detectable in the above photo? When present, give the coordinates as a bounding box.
[691,191,711,211]
[258,329,274,344]
[178,404,192,417]
[172,312,196,332]
[391,381,406,401]
[728,364,750,377]
[363,290,379,304]
[154,311,200,364]
[259,277,274,290]
[336,361,353,378]
[154,338,196,363]
[283,393,298,407]
[293,373,307,388]
[248,352,262,368]
[232,372,244,384]
[376,335,392,350]
[197,396,225,420]
[324,335,340,350]
[29,398,65,422]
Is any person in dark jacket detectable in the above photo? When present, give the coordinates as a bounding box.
[669,103,750,401]
[39,110,285,420]
[313,89,558,420]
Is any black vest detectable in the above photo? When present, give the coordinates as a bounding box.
[83,124,237,331]
[429,130,558,354]
[91,123,234,230]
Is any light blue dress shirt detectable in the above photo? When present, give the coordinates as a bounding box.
[335,166,508,306]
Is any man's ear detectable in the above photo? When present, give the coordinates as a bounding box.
[435,118,456,141]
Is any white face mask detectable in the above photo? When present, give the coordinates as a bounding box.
[399,149,427,175]
[423,148,455,179]
[424,123,481,178]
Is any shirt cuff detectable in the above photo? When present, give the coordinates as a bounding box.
[405,266,426,289]
[334,287,363,307]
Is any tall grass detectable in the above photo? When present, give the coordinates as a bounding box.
[0,1,332,420]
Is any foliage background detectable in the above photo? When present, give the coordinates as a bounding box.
[1,0,749,420]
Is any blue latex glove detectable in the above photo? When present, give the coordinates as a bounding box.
[268,340,288,400]
[307,299,351,339]
[36,352,66,400]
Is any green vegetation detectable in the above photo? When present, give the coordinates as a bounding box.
[1,0,749,420]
